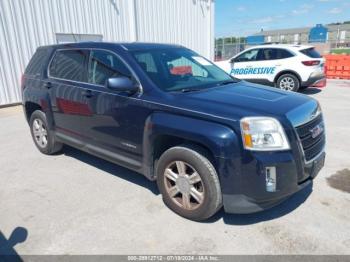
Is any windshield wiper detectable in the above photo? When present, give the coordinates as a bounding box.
[172,80,239,93]
[216,80,238,86]
[170,88,202,93]
[181,88,202,93]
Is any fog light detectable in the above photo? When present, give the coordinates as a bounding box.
[265,167,276,192]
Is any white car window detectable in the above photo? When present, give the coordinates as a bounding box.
[235,49,259,62]
[261,48,294,60]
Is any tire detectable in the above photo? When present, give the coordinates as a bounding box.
[29,110,62,155]
[156,145,222,221]
[276,74,300,92]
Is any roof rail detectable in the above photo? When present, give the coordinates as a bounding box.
[262,42,280,45]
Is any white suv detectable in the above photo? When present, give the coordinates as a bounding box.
[215,44,326,92]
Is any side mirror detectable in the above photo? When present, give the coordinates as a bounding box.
[106,77,139,94]
[230,57,239,64]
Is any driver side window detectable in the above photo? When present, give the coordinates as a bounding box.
[88,50,132,85]
[234,49,259,63]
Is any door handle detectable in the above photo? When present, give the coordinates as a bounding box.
[82,89,93,98]
[43,82,52,89]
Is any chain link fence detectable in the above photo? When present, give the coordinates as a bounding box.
[214,38,246,61]
[215,37,350,61]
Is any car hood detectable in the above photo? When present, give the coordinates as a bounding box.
[171,81,317,125]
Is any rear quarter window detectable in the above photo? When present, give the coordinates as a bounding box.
[25,49,49,76]
[300,48,322,58]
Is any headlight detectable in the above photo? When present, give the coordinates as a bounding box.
[240,117,290,151]
[315,102,322,118]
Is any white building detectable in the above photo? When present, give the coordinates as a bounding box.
[0,0,215,106]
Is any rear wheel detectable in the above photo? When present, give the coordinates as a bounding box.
[277,74,300,92]
[30,110,62,155]
[156,145,222,221]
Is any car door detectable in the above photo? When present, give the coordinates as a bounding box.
[47,49,91,145]
[78,49,148,168]
[230,48,262,81]
[246,48,293,84]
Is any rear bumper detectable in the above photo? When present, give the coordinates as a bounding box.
[302,73,327,88]
[221,151,325,214]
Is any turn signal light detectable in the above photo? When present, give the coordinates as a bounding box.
[302,60,320,66]
[243,134,253,147]
[242,121,253,147]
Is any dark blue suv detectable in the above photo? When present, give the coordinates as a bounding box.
[22,42,326,221]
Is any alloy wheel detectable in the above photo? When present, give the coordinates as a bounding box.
[32,118,48,148]
[279,77,295,91]
[163,161,205,210]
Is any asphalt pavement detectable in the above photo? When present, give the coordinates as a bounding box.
[0,80,349,255]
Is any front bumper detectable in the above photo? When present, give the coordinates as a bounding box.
[221,151,325,214]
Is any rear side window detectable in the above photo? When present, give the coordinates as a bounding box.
[25,49,48,76]
[88,50,132,85]
[260,48,294,60]
[278,49,294,59]
[300,48,322,58]
[49,49,88,82]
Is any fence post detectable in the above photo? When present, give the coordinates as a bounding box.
[222,37,225,60]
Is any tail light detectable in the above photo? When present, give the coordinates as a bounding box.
[302,60,320,66]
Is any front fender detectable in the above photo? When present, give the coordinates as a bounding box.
[142,112,241,179]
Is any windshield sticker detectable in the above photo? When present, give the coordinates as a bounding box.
[231,67,276,75]
[192,56,211,66]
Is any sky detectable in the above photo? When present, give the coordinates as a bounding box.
[215,0,350,37]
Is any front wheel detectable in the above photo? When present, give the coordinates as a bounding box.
[156,145,222,221]
[277,74,300,92]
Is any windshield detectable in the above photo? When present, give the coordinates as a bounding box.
[131,48,237,92]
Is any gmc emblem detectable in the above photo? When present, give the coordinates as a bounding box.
[310,124,324,139]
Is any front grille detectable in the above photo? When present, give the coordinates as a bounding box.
[295,114,325,162]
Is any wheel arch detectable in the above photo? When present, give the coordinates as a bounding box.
[152,134,217,172]
[274,70,302,85]
[24,96,54,130]
[142,112,240,180]
[24,101,42,122]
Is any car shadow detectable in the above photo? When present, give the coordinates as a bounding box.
[0,227,28,261]
[205,183,313,225]
[301,87,322,95]
[63,146,159,195]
